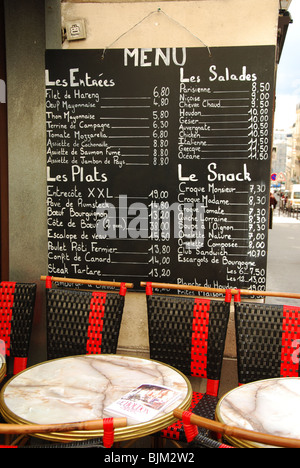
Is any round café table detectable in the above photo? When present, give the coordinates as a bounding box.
[0,354,192,443]
[216,377,300,448]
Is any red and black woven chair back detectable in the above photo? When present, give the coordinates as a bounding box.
[46,285,126,360]
[235,302,300,384]
[146,288,230,395]
[0,282,36,375]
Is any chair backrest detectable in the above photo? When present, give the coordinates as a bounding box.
[46,283,127,360]
[146,283,230,396]
[235,302,300,384]
[0,281,37,375]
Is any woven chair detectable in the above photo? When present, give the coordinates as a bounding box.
[45,277,127,360]
[145,282,230,445]
[20,438,105,448]
[0,417,126,448]
[173,409,300,449]
[0,282,36,377]
[235,301,300,384]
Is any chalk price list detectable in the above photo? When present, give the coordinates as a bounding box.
[148,84,172,280]
[46,47,275,290]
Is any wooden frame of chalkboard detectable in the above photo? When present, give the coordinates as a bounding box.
[45,46,275,293]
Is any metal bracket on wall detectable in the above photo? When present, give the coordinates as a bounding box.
[65,19,86,41]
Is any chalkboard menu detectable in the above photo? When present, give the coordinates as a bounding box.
[45,46,275,292]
